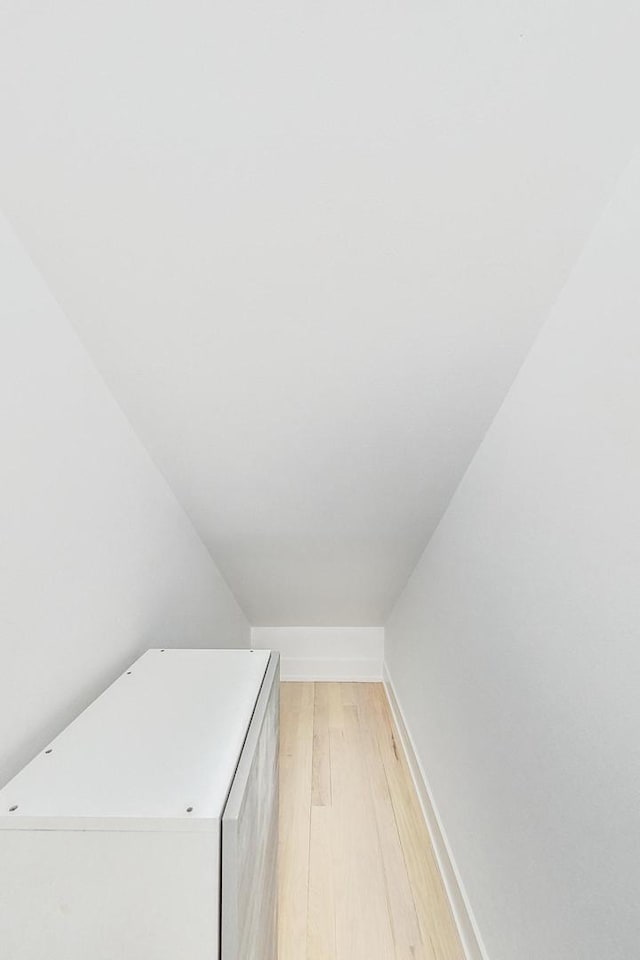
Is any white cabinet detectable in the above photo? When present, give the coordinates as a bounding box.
[0,648,280,960]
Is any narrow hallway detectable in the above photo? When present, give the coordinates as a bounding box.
[278,682,463,960]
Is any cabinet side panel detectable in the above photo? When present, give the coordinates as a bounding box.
[0,829,219,960]
[222,654,280,960]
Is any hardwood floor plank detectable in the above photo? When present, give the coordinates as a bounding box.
[278,681,464,960]
[339,682,358,706]
[331,701,395,960]
[311,683,332,807]
[368,686,464,960]
[358,695,431,960]
[327,682,344,730]
[278,681,314,960]
[307,804,337,960]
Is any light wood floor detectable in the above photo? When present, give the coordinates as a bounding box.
[278,682,464,960]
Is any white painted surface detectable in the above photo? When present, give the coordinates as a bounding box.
[2,2,640,624]
[0,649,268,824]
[0,215,249,789]
[251,627,383,680]
[222,654,279,960]
[0,829,219,960]
[385,154,640,960]
[0,649,276,959]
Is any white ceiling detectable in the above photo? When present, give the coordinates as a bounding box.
[1,0,639,625]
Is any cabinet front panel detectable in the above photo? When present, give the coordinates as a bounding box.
[222,655,279,960]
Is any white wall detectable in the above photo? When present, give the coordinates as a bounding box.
[385,153,640,960]
[0,214,249,787]
[251,627,383,681]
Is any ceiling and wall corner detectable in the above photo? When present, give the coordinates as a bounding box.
[1,0,639,626]
[0,213,249,787]
[384,148,640,960]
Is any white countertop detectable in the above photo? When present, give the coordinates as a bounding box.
[0,648,270,829]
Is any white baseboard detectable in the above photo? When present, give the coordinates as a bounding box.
[251,627,384,682]
[279,657,382,682]
[383,663,489,960]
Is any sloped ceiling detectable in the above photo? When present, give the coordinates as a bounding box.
[1,0,638,625]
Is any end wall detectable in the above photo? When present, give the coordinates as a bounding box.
[385,154,640,960]
[0,214,249,787]
[251,627,384,681]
